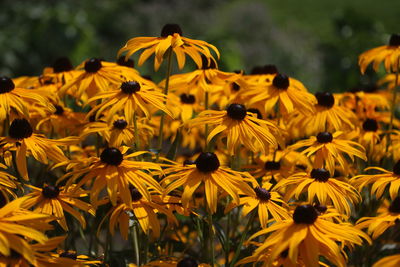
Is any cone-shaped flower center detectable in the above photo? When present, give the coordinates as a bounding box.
[54,105,65,115]
[264,161,281,171]
[121,81,140,94]
[177,257,198,267]
[293,204,318,224]
[389,196,400,213]
[389,34,400,46]
[42,185,60,199]
[272,74,289,90]
[113,119,128,129]
[227,103,247,120]
[84,58,102,73]
[100,147,123,166]
[52,57,73,73]
[196,152,220,173]
[254,187,271,202]
[180,94,196,104]
[316,132,333,143]
[311,168,330,182]
[9,119,33,139]
[59,251,78,260]
[116,56,135,68]
[130,187,143,202]
[0,77,15,94]
[161,24,183,37]
[315,92,335,108]
[201,55,216,69]
[362,119,378,132]
[247,108,263,119]
[314,204,328,213]
[393,160,400,175]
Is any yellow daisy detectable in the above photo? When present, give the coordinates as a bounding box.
[188,104,282,155]
[118,24,220,71]
[359,34,400,74]
[275,168,361,215]
[162,152,256,214]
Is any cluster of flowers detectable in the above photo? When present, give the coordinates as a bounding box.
[1,23,400,266]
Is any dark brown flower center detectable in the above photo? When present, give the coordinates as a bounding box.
[161,24,183,37]
[52,57,73,73]
[293,204,318,224]
[116,56,135,68]
[272,74,289,90]
[177,257,198,267]
[196,152,220,173]
[362,119,378,132]
[84,58,102,73]
[100,147,123,166]
[0,77,15,94]
[130,187,143,202]
[121,81,140,94]
[316,132,333,143]
[59,251,77,260]
[54,105,65,115]
[315,92,335,108]
[389,34,400,46]
[42,185,60,199]
[227,104,247,120]
[113,119,128,129]
[389,196,400,213]
[311,168,330,182]
[264,161,281,171]
[180,94,196,104]
[393,160,400,175]
[9,119,33,139]
[254,187,271,202]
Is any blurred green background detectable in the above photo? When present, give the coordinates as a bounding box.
[1,0,399,92]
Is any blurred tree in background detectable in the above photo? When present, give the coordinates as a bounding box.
[1,0,399,92]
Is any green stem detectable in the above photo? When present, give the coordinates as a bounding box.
[387,63,400,154]
[229,210,257,267]
[133,112,140,151]
[104,225,111,263]
[156,48,173,160]
[131,221,140,266]
[208,212,215,266]
[225,209,232,266]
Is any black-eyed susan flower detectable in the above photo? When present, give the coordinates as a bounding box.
[244,73,316,115]
[162,152,256,214]
[288,131,367,175]
[58,147,163,207]
[357,197,400,239]
[0,77,53,122]
[359,34,400,74]
[81,117,153,148]
[188,104,282,155]
[118,24,219,71]
[22,184,95,231]
[86,80,173,124]
[100,187,177,239]
[173,93,204,122]
[226,185,290,228]
[357,118,387,162]
[275,168,361,215]
[43,57,82,85]
[245,204,370,267]
[0,118,78,180]
[350,160,400,200]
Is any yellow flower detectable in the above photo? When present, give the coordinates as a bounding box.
[42,57,82,85]
[359,34,400,74]
[58,147,163,207]
[357,197,400,239]
[118,24,219,71]
[162,152,256,214]
[188,104,283,155]
[22,184,95,231]
[288,131,367,175]
[350,160,400,200]
[87,80,173,124]
[246,204,370,267]
[0,118,78,180]
[275,168,361,215]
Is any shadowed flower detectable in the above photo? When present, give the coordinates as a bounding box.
[118,24,219,71]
